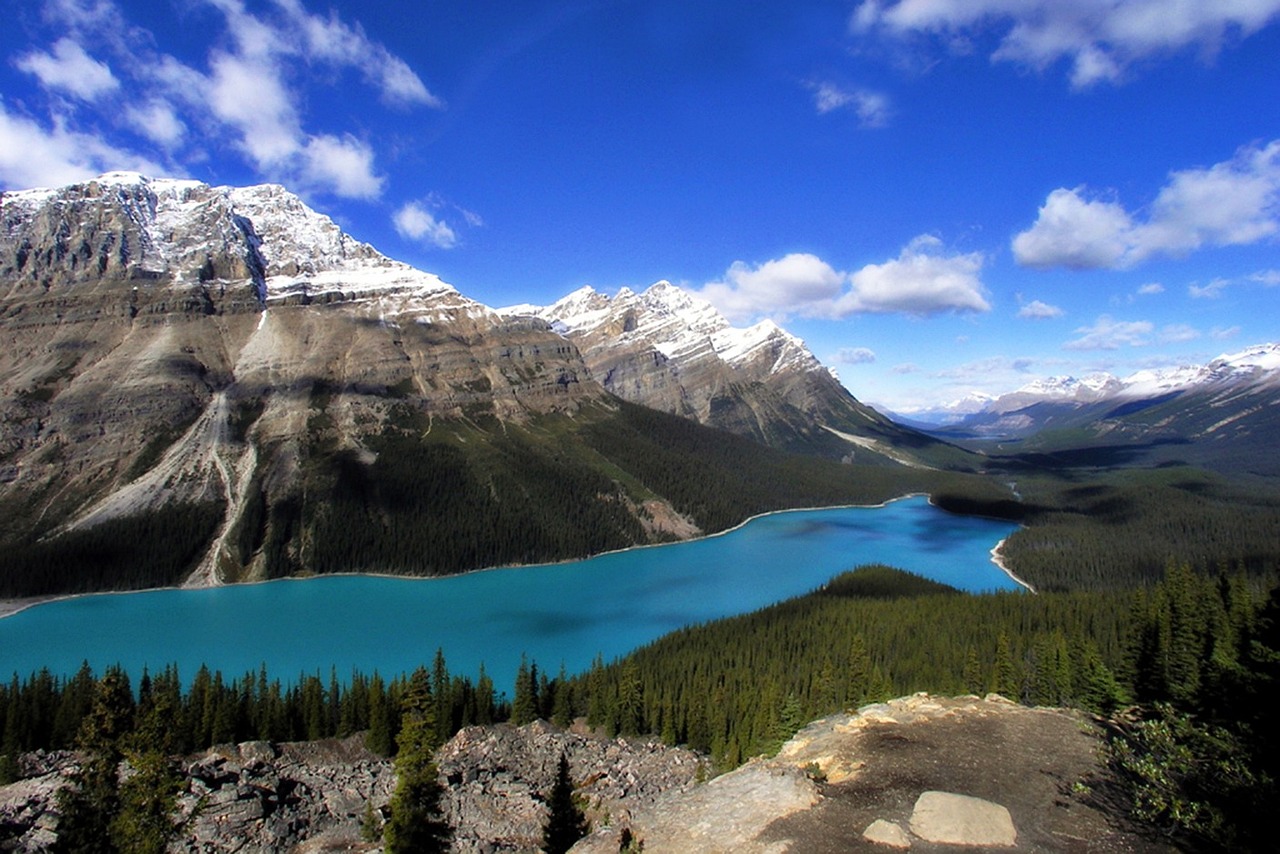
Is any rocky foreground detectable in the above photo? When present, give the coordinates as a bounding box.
[0,694,1171,852]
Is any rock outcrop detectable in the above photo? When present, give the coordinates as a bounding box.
[0,721,707,853]
[437,720,709,853]
[0,174,621,592]
[573,693,1173,853]
[0,698,1175,852]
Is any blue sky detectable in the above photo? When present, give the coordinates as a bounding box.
[2,0,1279,413]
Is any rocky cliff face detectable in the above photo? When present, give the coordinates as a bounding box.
[0,173,604,590]
[502,283,924,459]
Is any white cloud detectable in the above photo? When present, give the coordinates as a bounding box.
[124,99,186,148]
[700,253,846,321]
[1011,187,1134,269]
[835,347,877,365]
[1137,282,1165,295]
[16,37,119,101]
[698,238,989,321]
[0,99,162,189]
[893,362,920,374]
[273,0,442,107]
[839,235,989,315]
[852,0,1280,88]
[1159,323,1201,344]
[1189,278,1230,299]
[5,0,440,198]
[1063,315,1154,351]
[204,50,300,168]
[1212,325,1242,340]
[302,134,383,200]
[1013,140,1280,269]
[1017,299,1064,319]
[393,201,458,249]
[809,81,890,127]
[1251,268,1280,285]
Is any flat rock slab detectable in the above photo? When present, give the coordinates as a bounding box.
[862,818,911,849]
[909,791,1017,847]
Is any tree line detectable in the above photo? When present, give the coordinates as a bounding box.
[3,562,1274,850]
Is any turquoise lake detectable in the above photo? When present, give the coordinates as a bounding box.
[0,496,1019,696]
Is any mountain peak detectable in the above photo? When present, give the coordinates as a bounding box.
[2,172,455,305]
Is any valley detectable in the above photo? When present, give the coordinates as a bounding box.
[1,173,1278,852]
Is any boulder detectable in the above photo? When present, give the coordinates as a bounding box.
[908,790,1017,847]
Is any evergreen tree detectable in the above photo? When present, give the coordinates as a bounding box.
[512,655,538,726]
[992,632,1019,700]
[110,668,184,853]
[962,646,984,696]
[541,752,587,854]
[385,667,452,854]
[54,667,134,854]
[847,635,872,707]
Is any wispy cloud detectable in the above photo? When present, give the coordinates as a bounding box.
[1159,323,1201,344]
[1189,278,1230,299]
[393,200,459,249]
[852,0,1280,88]
[1137,282,1165,295]
[0,97,162,188]
[1012,140,1280,269]
[696,236,989,322]
[1,0,441,199]
[1063,315,1153,351]
[15,37,119,100]
[808,81,891,127]
[1017,299,1064,319]
[835,347,877,365]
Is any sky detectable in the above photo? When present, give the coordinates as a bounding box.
[2,0,1279,415]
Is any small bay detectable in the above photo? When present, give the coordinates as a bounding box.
[0,496,1019,695]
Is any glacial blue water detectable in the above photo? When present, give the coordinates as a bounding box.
[0,496,1019,695]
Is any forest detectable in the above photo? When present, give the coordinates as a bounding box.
[2,562,1275,850]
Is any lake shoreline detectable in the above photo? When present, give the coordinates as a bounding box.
[0,492,1026,619]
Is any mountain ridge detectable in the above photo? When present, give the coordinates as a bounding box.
[1,172,953,599]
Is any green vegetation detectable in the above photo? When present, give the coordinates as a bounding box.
[2,564,1275,849]
[384,667,452,853]
[257,397,984,581]
[0,502,223,598]
[541,752,588,854]
[996,467,1280,591]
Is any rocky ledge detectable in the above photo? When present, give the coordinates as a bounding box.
[1,696,1171,852]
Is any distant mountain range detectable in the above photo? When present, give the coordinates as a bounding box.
[907,343,1280,477]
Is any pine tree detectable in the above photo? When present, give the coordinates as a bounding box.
[54,667,134,854]
[541,752,587,854]
[384,667,452,854]
[513,655,538,726]
[110,670,184,854]
[962,646,984,696]
[992,632,1019,700]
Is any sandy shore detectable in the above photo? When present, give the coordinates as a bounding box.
[990,538,1036,593]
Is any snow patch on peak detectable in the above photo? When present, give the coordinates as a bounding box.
[507,279,829,379]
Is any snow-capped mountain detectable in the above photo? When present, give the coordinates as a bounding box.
[1,172,963,599]
[930,344,1280,475]
[502,282,930,458]
[1,172,608,589]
